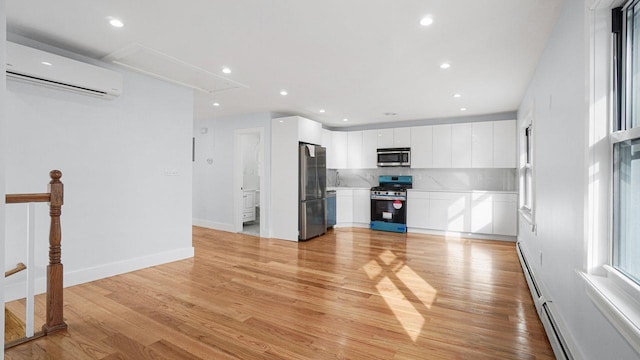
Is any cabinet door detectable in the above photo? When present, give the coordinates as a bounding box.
[471,192,493,234]
[393,128,411,147]
[493,194,517,236]
[472,122,493,168]
[331,132,348,169]
[322,129,333,168]
[297,116,323,145]
[428,192,469,231]
[362,130,378,168]
[432,125,452,168]
[347,131,363,169]
[243,191,255,211]
[411,126,433,168]
[352,189,371,224]
[377,128,394,148]
[493,120,516,168]
[336,190,353,224]
[451,123,472,168]
[407,191,429,228]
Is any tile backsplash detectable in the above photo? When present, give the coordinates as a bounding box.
[327,168,517,191]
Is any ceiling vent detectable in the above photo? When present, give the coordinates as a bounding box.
[102,43,248,94]
[6,41,123,99]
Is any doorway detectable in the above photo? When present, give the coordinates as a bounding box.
[234,128,265,237]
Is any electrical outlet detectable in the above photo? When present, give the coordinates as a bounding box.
[164,169,179,176]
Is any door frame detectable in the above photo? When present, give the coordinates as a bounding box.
[233,127,266,236]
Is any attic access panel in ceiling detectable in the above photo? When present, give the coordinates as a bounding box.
[103,43,248,94]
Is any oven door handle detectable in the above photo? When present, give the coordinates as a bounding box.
[370,195,406,201]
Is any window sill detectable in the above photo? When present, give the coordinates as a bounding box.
[580,268,640,355]
[519,207,536,233]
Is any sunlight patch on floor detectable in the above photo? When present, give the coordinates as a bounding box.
[362,249,438,342]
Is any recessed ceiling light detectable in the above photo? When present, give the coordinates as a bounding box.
[41,61,52,66]
[212,102,220,107]
[109,18,124,28]
[440,62,451,69]
[460,107,467,111]
[280,90,288,96]
[453,93,461,98]
[319,109,326,113]
[222,67,231,74]
[420,15,434,26]
[343,118,349,122]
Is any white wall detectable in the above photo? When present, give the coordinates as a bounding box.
[4,39,194,300]
[241,133,261,191]
[192,112,271,232]
[517,0,638,358]
[1,0,7,354]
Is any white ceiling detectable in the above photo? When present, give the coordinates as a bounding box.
[6,0,564,127]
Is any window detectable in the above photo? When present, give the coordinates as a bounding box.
[581,2,640,354]
[519,110,534,227]
[613,136,640,284]
[524,124,533,211]
[613,0,640,287]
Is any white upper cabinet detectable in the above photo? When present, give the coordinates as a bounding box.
[297,116,323,145]
[331,131,348,169]
[410,126,433,168]
[377,128,411,148]
[377,128,394,148]
[322,129,333,168]
[432,124,452,168]
[362,130,378,168]
[472,122,493,168]
[493,120,516,168]
[393,127,411,147]
[347,131,363,169]
[451,123,472,168]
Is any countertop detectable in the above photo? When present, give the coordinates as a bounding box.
[328,186,517,194]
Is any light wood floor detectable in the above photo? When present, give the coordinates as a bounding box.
[5,227,554,359]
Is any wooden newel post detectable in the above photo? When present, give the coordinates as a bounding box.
[43,169,67,334]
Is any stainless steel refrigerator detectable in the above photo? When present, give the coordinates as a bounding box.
[299,143,327,240]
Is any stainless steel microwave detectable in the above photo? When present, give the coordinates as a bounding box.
[377,148,410,167]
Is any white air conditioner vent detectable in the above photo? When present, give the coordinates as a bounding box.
[6,41,123,99]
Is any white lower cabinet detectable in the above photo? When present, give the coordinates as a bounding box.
[407,191,429,228]
[408,190,517,237]
[336,189,354,225]
[492,194,517,236]
[428,192,470,232]
[352,189,371,224]
[471,193,493,234]
[242,190,256,222]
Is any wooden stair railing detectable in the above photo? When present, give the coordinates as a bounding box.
[4,170,67,348]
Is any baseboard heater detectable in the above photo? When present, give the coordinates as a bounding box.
[516,242,574,360]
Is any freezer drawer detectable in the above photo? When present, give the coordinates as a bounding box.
[299,198,327,240]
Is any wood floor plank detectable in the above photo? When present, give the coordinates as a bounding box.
[5,227,554,359]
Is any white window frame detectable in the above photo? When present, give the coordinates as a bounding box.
[581,0,640,355]
[519,108,535,230]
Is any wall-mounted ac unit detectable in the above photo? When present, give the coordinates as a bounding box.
[6,41,123,99]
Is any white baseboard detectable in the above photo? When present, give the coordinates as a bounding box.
[4,246,194,302]
[408,228,516,241]
[334,223,370,229]
[193,218,234,232]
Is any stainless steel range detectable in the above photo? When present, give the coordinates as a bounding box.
[370,175,412,233]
